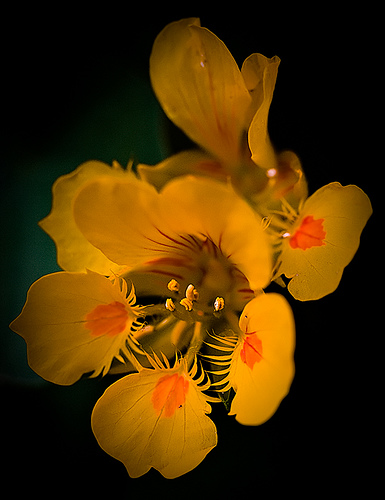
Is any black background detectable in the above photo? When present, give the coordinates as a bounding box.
[1,4,379,497]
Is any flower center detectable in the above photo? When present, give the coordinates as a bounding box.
[193,238,253,310]
[84,301,128,337]
[151,372,189,418]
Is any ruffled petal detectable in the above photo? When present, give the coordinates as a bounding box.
[39,160,130,274]
[279,182,373,300]
[91,361,217,478]
[246,53,280,170]
[9,270,142,385]
[150,18,251,165]
[229,293,295,425]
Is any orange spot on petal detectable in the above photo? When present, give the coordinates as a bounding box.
[85,301,128,337]
[289,215,326,250]
[151,373,189,418]
[240,334,263,369]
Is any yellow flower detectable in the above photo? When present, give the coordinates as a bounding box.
[269,182,372,300]
[10,270,144,385]
[139,17,281,194]
[91,355,217,478]
[206,293,295,425]
[39,160,131,274]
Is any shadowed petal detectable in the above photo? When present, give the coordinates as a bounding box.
[150,18,251,165]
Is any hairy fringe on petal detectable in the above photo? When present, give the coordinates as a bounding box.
[201,332,239,394]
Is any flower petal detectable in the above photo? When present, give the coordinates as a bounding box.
[91,363,217,478]
[241,53,280,132]
[9,270,141,385]
[137,150,226,191]
[150,18,251,165]
[229,293,295,425]
[39,160,130,274]
[246,53,280,170]
[161,176,273,291]
[74,176,272,291]
[279,182,373,300]
[73,175,170,268]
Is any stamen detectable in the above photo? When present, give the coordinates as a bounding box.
[261,216,272,230]
[214,297,225,312]
[186,284,199,302]
[167,279,180,292]
[165,298,176,312]
[280,197,298,222]
[180,297,193,311]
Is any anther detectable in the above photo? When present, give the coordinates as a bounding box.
[186,284,199,302]
[165,298,176,311]
[214,297,225,312]
[180,297,193,311]
[168,279,180,292]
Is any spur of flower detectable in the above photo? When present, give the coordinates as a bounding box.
[138,17,301,201]
[266,182,372,300]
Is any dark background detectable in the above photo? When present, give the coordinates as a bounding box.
[1,4,379,497]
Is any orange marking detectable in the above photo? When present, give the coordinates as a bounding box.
[151,373,189,418]
[85,301,128,337]
[289,215,326,250]
[240,334,263,369]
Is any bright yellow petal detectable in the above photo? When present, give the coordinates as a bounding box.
[279,182,373,300]
[246,53,280,170]
[73,175,186,272]
[9,270,142,385]
[150,18,251,165]
[91,363,217,478]
[161,176,273,291]
[39,160,130,274]
[229,293,295,425]
[74,176,273,292]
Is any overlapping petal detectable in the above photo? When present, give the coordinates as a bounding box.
[279,182,372,300]
[10,270,143,385]
[39,160,130,274]
[137,150,225,190]
[91,358,217,478]
[150,18,252,166]
[243,53,280,170]
[229,293,295,425]
[73,175,272,292]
